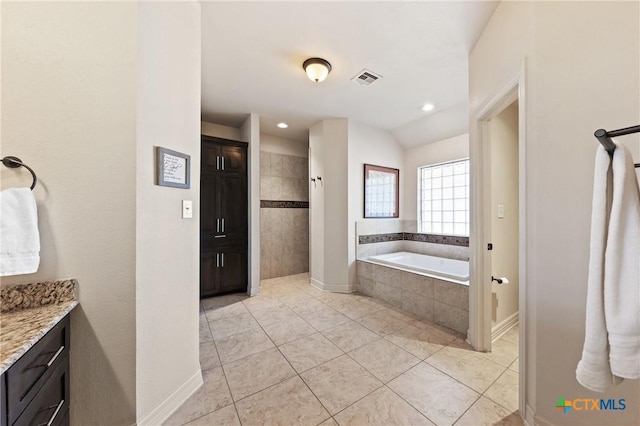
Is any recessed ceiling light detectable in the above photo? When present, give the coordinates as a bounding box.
[421,103,435,112]
[277,122,288,129]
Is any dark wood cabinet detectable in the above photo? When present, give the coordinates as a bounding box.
[1,315,70,426]
[200,136,248,298]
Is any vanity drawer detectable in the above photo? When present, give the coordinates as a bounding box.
[6,315,69,425]
[13,355,68,426]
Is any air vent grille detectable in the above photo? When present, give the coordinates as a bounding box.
[351,69,382,86]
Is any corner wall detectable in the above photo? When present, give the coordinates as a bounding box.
[135,2,202,423]
[1,3,137,423]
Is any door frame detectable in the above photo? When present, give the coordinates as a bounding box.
[468,60,528,417]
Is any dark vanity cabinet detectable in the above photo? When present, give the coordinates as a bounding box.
[1,315,70,426]
[200,136,249,297]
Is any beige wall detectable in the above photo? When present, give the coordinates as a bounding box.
[136,2,201,423]
[309,122,325,285]
[1,2,137,423]
[490,102,519,329]
[261,133,308,158]
[201,121,241,141]
[471,1,640,424]
[403,133,469,222]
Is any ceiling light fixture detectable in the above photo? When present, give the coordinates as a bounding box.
[421,103,435,112]
[277,122,288,129]
[303,57,332,83]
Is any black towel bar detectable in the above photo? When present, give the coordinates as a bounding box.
[1,156,38,190]
[594,125,640,168]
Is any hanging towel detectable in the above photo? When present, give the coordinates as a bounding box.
[577,142,640,392]
[576,145,623,392]
[0,187,40,276]
[605,143,640,380]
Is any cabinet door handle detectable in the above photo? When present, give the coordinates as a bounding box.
[216,218,220,233]
[216,155,220,170]
[214,235,226,238]
[43,399,64,426]
[216,253,219,268]
[221,218,225,232]
[222,156,225,171]
[221,253,224,267]
[27,345,65,370]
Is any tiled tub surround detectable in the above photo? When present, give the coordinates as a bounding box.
[0,279,78,374]
[357,261,469,335]
[260,151,309,279]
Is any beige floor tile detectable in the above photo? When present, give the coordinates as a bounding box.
[200,341,221,371]
[242,294,283,312]
[317,418,339,426]
[509,358,519,373]
[280,333,344,373]
[223,347,296,401]
[322,321,380,352]
[209,312,260,340]
[334,387,434,426]
[201,294,248,311]
[332,299,384,320]
[426,346,506,393]
[484,369,519,412]
[349,339,420,383]
[481,338,519,367]
[356,310,412,336]
[301,355,382,415]
[205,302,249,322]
[297,305,351,331]
[385,324,451,359]
[385,307,420,324]
[412,320,460,341]
[250,304,299,328]
[262,315,317,346]
[215,328,275,364]
[278,290,313,307]
[455,396,523,426]
[183,404,241,426]
[388,363,479,426]
[199,319,213,343]
[235,376,330,426]
[164,367,233,425]
[288,297,327,313]
[500,325,519,344]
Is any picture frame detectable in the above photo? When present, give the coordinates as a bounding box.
[156,147,190,189]
[364,163,399,218]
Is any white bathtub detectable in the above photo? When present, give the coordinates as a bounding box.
[367,251,469,282]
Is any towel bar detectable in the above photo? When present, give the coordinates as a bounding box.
[1,156,37,190]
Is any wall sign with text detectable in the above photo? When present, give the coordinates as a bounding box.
[156,147,191,189]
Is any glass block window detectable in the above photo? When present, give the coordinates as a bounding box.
[419,158,469,236]
[364,164,399,218]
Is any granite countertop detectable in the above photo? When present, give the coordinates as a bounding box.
[0,279,78,375]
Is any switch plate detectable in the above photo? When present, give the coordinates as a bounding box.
[182,200,193,219]
[497,204,505,219]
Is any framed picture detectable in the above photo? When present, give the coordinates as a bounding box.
[364,164,399,218]
[156,147,190,189]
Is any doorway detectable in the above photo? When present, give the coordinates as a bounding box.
[469,65,527,419]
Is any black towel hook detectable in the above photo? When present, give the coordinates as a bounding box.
[2,156,37,190]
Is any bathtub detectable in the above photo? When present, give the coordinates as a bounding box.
[367,251,469,282]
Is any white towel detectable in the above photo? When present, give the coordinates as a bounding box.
[576,143,640,392]
[0,187,40,276]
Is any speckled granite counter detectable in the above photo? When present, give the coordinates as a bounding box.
[0,279,78,375]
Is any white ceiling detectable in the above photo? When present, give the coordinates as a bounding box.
[201,1,498,147]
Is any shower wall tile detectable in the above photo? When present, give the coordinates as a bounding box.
[270,153,283,177]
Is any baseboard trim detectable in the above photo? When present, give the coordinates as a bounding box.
[532,409,553,426]
[137,369,203,426]
[491,310,519,342]
[524,403,536,426]
[310,278,354,293]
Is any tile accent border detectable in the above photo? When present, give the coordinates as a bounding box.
[1,279,77,313]
[358,232,469,247]
[261,200,309,209]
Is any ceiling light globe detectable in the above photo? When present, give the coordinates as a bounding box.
[303,58,332,83]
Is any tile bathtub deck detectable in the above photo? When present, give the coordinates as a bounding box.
[165,273,522,426]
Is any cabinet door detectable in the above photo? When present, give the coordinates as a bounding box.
[219,145,246,174]
[218,174,247,235]
[201,143,220,172]
[218,249,247,293]
[200,172,219,233]
[200,252,220,297]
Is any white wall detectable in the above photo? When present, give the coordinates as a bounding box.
[1,2,137,423]
[309,122,325,285]
[241,114,261,295]
[348,121,404,285]
[471,1,640,424]
[135,2,201,423]
[201,121,241,141]
[490,102,519,329]
[261,133,308,158]
[403,133,469,222]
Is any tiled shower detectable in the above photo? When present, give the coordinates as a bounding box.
[260,151,309,279]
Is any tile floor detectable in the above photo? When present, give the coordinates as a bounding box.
[165,273,522,426]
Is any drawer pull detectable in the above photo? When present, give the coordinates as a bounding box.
[46,346,65,368]
[214,235,226,238]
[37,399,64,426]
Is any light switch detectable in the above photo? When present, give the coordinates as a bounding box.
[182,200,193,219]
[497,204,505,219]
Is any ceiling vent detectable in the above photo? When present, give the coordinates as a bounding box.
[351,69,382,86]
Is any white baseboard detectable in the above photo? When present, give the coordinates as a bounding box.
[491,310,519,342]
[137,369,203,426]
[310,278,354,293]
